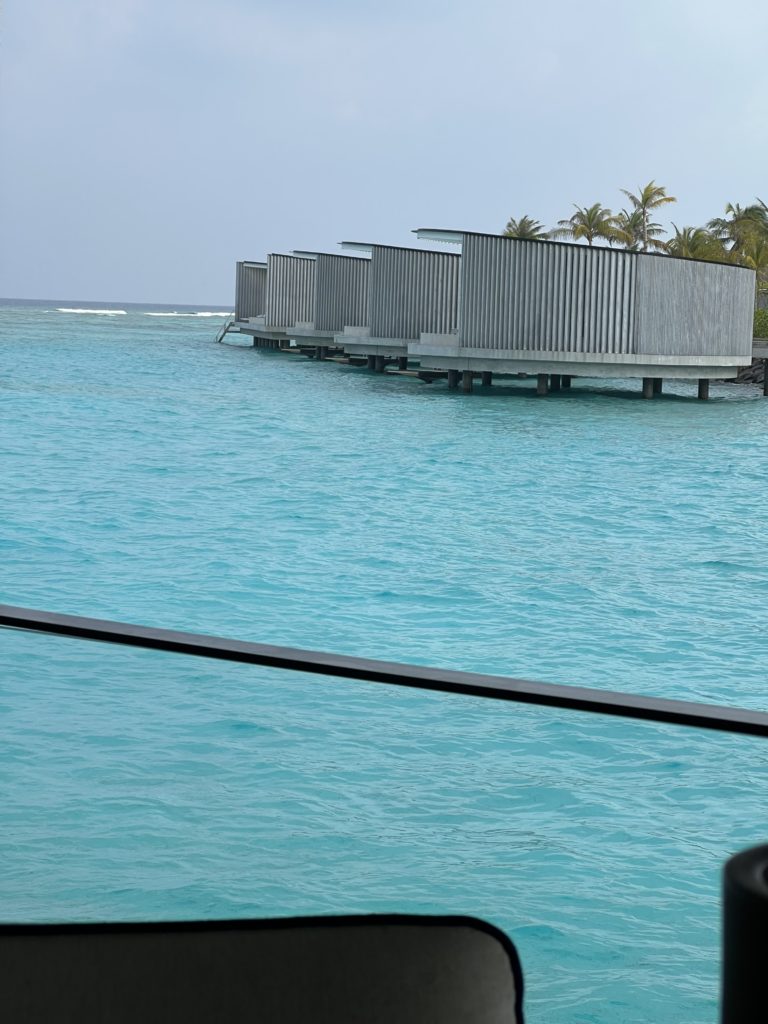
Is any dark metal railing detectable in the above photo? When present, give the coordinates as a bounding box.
[3,600,768,1022]
[2,603,767,738]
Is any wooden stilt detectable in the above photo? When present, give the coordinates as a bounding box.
[536,373,549,396]
[375,355,386,373]
[366,354,376,370]
[653,378,663,394]
[698,378,710,400]
[481,371,492,387]
[398,356,408,370]
[317,346,326,361]
[462,370,473,393]
[550,374,561,390]
[447,369,460,389]
[642,377,654,399]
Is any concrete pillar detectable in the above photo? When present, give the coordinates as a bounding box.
[561,376,572,389]
[550,374,561,391]
[375,355,386,373]
[316,346,326,361]
[447,369,460,389]
[536,373,549,396]
[462,370,473,393]
[642,377,654,399]
[653,378,663,395]
[398,356,408,370]
[481,371,493,387]
[366,354,376,370]
[764,361,768,397]
[698,378,710,401]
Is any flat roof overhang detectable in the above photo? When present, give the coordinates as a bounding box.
[291,250,369,261]
[412,228,756,271]
[341,240,460,256]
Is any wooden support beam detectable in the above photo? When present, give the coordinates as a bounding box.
[462,370,473,393]
[642,377,654,399]
[536,373,549,396]
[481,371,493,387]
[447,369,460,389]
[698,378,710,401]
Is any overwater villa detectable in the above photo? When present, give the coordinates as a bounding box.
[335,242,460,371]
[235,251,369,354]
[234,260,268,323]
[229,230,757,399]
[410,229,756,397]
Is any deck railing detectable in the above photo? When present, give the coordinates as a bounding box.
[1,603,768,737]
[2,601,766,1023]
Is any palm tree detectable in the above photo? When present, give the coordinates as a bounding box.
[620,180,676,252]
[503,215,550,240]
[666,226,727,262]
[707,202,768,254]
[613,208,666,251]
[551,203,617,247]
[738,235,768,300]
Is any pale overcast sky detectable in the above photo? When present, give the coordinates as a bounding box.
[2,0,766,305]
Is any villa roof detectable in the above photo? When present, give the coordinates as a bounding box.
[412,228,754,272]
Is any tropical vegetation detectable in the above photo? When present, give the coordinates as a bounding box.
[503,182,768,304]
[503,215,549,240]
[550,204,617,247]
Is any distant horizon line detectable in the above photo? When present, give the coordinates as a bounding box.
[0,296,233,310]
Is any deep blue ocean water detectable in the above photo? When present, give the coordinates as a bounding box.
[2,299,768,1022]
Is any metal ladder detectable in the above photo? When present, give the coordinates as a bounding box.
[214,315,235,344]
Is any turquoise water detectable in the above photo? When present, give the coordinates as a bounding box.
[2,301,768,1022]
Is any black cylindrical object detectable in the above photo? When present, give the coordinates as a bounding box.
[721,844,768,1023]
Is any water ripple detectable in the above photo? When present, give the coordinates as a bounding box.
[2,304,768,1023]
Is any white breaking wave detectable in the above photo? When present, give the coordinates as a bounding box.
[57,308,127,315]
[144,311,233,318]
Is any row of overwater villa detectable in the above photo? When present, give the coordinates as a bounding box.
[227,229,760,399]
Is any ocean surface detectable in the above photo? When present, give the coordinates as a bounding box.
[2,299,767,1023]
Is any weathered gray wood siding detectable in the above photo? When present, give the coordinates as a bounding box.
[265,254,316,328]
[459,234,637,353]
[458,233,755,358]
[369,247,460,339]
[315,255,370,332]
[235,262,267,320]
[635,256,754,356]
